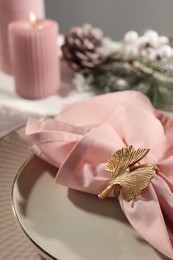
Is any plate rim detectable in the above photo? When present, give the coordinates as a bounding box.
[11,155,58,260]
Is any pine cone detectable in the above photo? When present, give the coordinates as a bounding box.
[62,24,108,74]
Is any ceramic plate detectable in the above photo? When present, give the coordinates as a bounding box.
[11,153,169,260]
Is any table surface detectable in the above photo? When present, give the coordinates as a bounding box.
[0,70,93,116]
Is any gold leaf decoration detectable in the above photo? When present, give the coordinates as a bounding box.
[98,145,157,202]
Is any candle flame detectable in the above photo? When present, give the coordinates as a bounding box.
[29,12,37,25]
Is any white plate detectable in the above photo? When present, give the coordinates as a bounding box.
[12,156,168,260]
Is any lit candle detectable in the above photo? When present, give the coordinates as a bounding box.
[0,0,45,74]
[8,13,60,99]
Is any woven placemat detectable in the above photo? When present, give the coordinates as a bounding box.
[0,108,46,260]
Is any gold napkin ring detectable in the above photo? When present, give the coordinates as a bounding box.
[98,145,158,202]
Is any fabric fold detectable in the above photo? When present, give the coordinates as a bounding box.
[26,90,173,259]
[56,125,125,195]
[119,174,173,258]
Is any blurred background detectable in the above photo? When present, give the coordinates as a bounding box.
[45,0,173,40]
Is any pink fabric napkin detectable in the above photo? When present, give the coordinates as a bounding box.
[26,90,173,259]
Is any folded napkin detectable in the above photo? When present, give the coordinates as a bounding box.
[26,90,173,259]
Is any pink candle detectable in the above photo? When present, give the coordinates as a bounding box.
[0,0,45,74]
[8,13,60,100]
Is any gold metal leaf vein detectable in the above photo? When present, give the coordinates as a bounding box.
[98,145,157,202]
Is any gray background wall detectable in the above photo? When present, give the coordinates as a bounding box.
[45,0,173,40]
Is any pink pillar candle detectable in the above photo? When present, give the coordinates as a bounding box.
[8,16,60,99]
[0,0,45,74]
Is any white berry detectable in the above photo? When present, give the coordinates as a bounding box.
[144,30,159,39]
[140,47,154,58]
[144,30,159,48]
[158,36,169,46]
[157,45,173,59]
[140,49,148,58]
[124,31,139,44]
[148,49,157,61]
[137,36,148,49]
[116,79,128,88]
